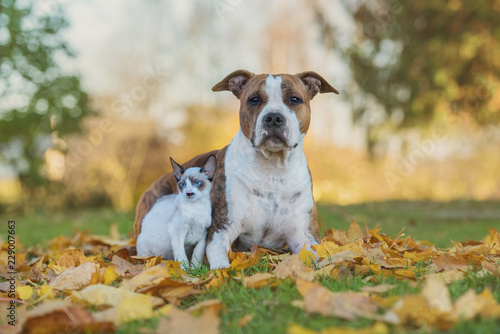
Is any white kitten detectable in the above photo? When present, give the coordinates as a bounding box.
[136,155,216,268]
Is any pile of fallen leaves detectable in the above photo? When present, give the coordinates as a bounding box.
[1,221,499,334]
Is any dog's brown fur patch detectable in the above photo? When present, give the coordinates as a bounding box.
[207,146,229,242]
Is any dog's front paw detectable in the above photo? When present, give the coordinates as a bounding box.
[209,259,230,270]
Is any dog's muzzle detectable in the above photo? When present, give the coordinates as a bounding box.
[257,112,291,151]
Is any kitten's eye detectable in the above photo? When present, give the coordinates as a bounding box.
[289,96,302,105]
[195,181,202,186]
[179,182,185,187]
[248,96,260,105]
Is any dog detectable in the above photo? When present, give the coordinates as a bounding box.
[134,70,338,269]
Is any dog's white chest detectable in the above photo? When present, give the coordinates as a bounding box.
[224,131,314,250]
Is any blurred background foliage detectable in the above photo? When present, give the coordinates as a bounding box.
[0,0,93,205]
[0,0,500,214]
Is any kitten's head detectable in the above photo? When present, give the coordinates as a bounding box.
[170,154,217,200]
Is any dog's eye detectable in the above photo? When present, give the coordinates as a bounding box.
[248,96,260,105]
[289,96,302,105]
[195,181,202,186]
[179,182,185,187]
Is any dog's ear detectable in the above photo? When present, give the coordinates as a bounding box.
[296,71,339,99]
[200,154,217,181]
[212,70,254,99]
[170,157,185,181]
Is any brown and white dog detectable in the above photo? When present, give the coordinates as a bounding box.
[134,70,338,269]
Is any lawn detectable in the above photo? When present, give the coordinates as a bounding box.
[3,200,500,334]
[13,200,500,248]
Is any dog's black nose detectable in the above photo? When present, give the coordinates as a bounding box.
[263,112,285,128]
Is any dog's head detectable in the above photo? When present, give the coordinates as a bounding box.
[212,70,338,153]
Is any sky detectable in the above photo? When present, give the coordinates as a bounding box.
[59,0,363,149]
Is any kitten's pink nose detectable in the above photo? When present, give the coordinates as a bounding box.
[186,192,195,197]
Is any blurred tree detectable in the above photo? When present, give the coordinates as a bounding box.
[315,0,500,157]
[0,0,93,199]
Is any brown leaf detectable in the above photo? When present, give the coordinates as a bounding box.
[346,220,367,242]
[274,254,315,281]
[156,307,219,334]
[482,260,500,277]
[185,299,223,316]
[121,263,186,292]
[432,254,468,271]
[111,255,144,277]
[242,273,276,288]
[237,314,253,328]
[23,300,114,334]
[49,262,98,290]
[160,285,203,304]
[57,249,90,268]
[297,280,378,320]
[361,284,396,294]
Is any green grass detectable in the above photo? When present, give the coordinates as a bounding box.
[12,200,500,248]
[318,200,500,248]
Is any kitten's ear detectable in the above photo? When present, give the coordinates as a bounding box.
[200,154,217,180]
[170,157,185,181]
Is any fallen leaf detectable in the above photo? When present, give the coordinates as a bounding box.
[275,254,315,281]
[72,284,164,308]
[49,262,98,290]
[120,262,186,291]
[237,314,253,328]
[432,253,468,271]
[111,255,144,277]
[185,299,223,316]
[242,273,276,288]
[23,300,114,334]
[424,270,466,284]
[17,286,33,300]
[361,284,395,294]
[297,280,379,320]
[346,220,367,242]
[321,322,389,334]
[299,246,316,266]
[422,277,452,313]
[156,307,219,334]
[57,249,90,268]
[288,324,316,334]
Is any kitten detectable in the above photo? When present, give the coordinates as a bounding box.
[136,154,216,268]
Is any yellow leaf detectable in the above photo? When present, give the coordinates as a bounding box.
[229,251,260,270]
[57,248,90,268]
[154,304,173,317]
[346,220,366,242]
[118,294,153,323]
[38,285,54,299]
[299,245,316,266]
[18,286,33,300]
[104,266,118,285]
[288,324,316,334]
[72,284,164,308]
[46,261,68,275]
[394,269,416,280]
[321,322,389,334]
